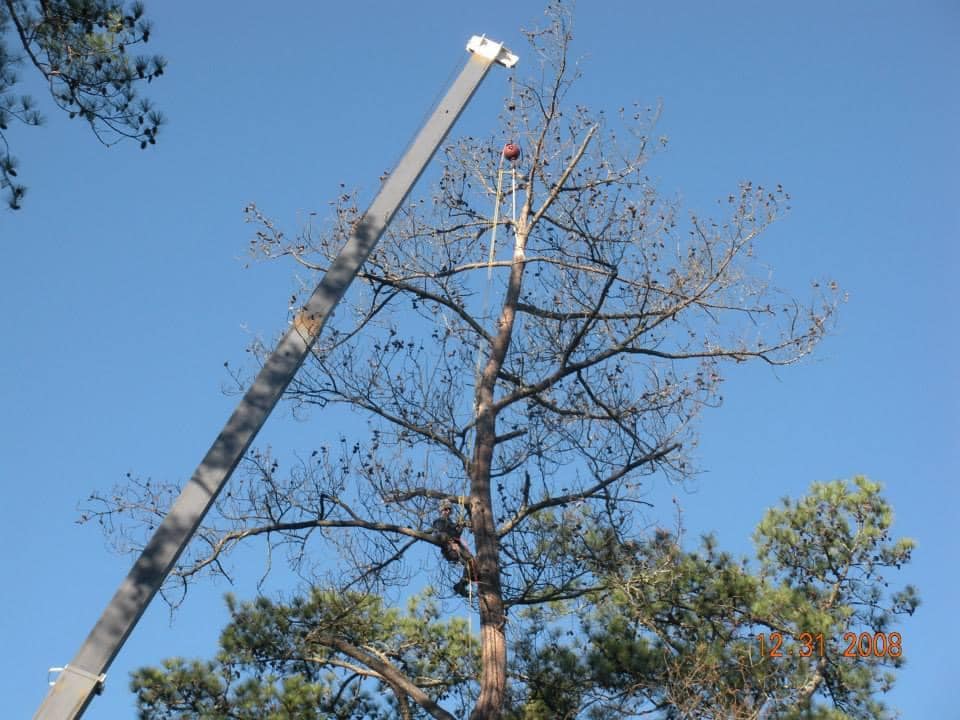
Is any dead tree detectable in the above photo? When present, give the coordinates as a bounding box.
[85,7,839,719]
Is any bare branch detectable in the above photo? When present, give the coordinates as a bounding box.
[309,634,457,720]
[498,444,675,537]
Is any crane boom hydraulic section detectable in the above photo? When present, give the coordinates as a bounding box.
[34,35,517,720]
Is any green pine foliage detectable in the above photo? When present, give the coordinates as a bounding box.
[133,588,478,720]
[133,478,918,719]
[0,0,165,208]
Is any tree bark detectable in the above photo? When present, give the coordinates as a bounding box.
[468,430,508,720]
[469,221,529,720]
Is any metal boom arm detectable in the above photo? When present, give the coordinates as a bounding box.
[35,35,517,720]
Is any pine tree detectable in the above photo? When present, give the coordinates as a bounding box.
[130,479,918,719]
[0,0,165,208]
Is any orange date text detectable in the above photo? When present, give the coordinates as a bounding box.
[757,632,902,659]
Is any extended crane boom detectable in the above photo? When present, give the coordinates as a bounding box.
[35,35,517,720]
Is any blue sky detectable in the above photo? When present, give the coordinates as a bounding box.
[2,1,957,717]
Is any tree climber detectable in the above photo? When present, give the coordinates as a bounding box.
[432,500,477,597]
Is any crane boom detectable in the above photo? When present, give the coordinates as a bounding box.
[34,35,517,720]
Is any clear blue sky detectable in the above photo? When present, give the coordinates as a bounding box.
[2,1,957,717]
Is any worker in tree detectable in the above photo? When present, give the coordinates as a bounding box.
[432,500,477,597]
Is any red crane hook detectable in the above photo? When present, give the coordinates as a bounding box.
[502,142,521,162]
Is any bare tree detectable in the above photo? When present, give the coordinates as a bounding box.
[85,6,839,719]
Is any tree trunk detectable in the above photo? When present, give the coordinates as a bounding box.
[469,225,529,720]
[469,416,508,720]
